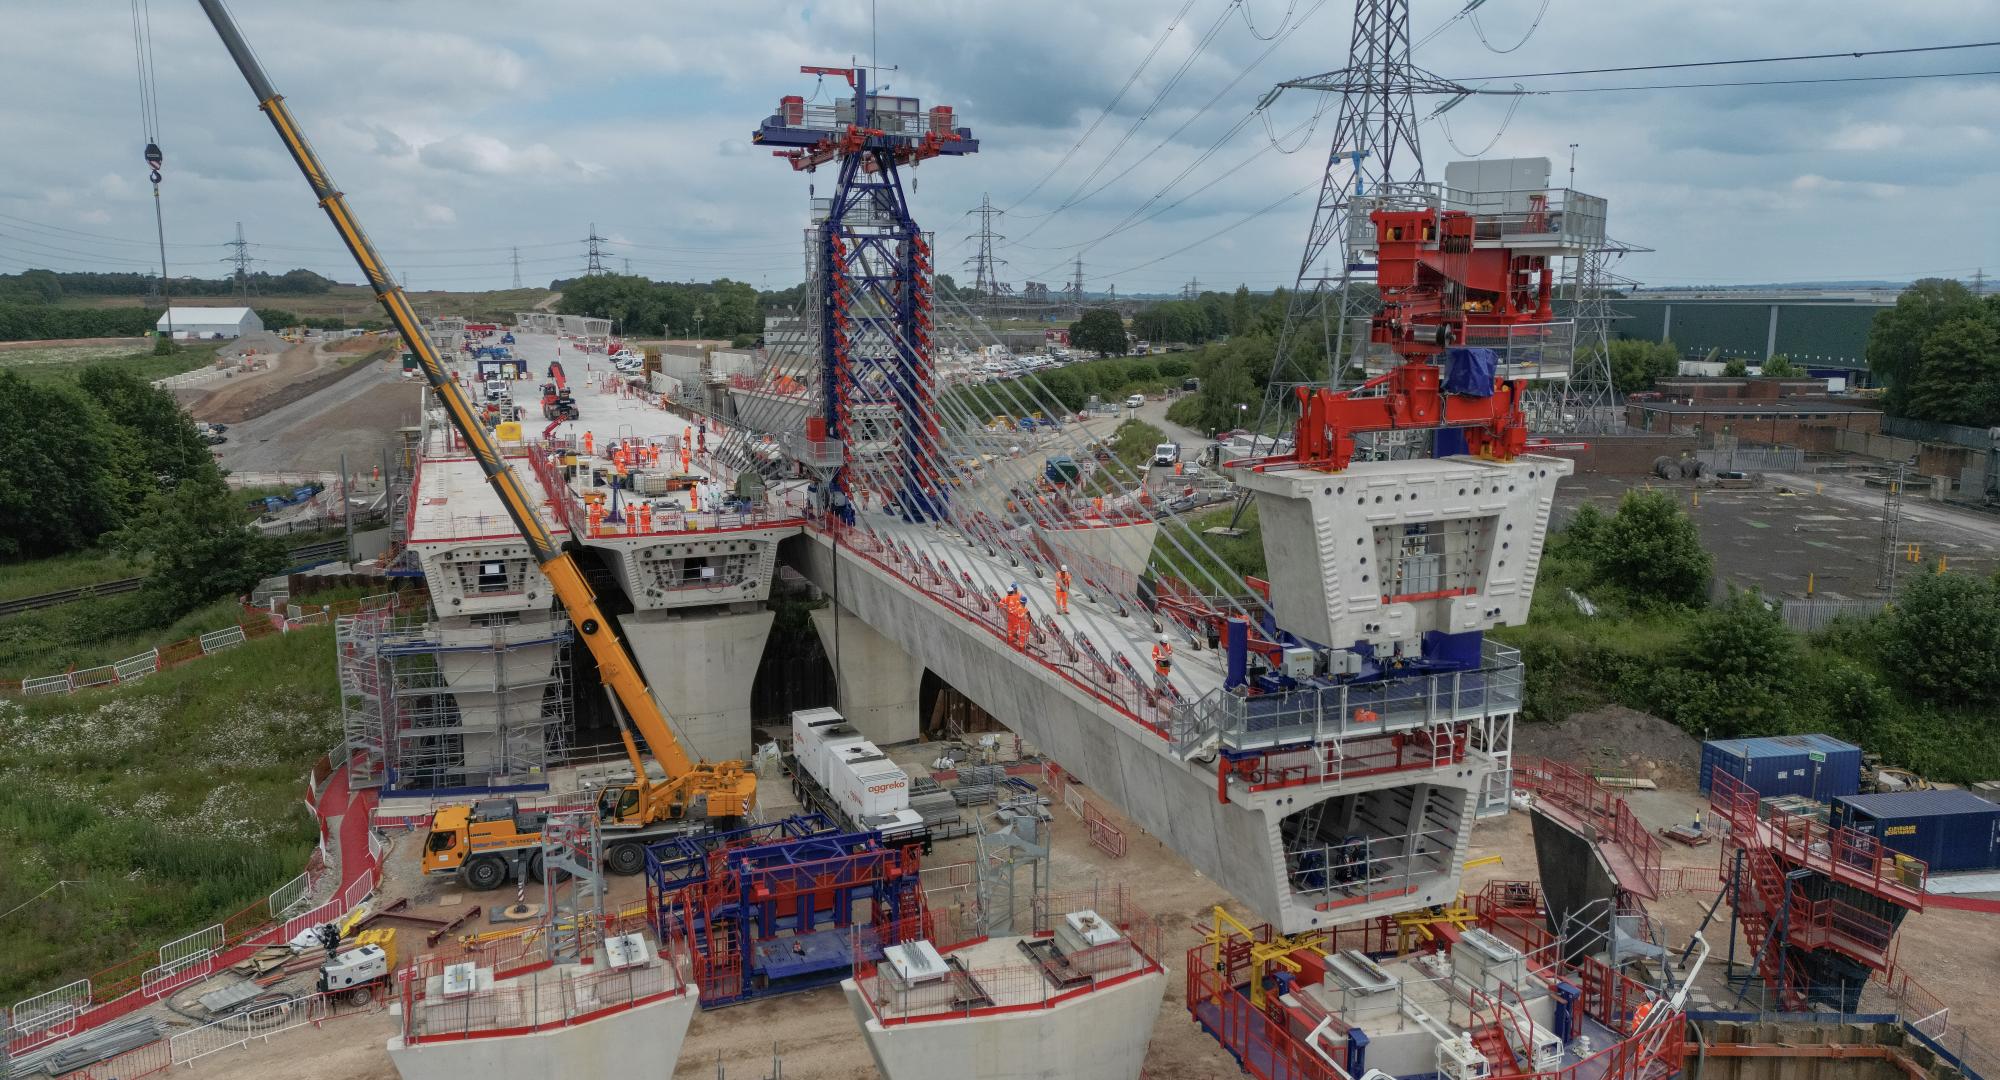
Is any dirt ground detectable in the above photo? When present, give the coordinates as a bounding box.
[190,334,387,425]
[159,709,1999,1079]
[1515,705,1703,791]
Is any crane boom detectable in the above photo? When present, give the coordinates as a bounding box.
[195,0,751,817]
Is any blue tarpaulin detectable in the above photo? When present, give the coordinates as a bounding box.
[1443,347,1498,396]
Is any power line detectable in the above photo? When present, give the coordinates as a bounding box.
[511,246,522,289]
[583,223,608,277]
[1530,68,2000,95]
[1005,0,1201,212]
[1450,39,2000,82]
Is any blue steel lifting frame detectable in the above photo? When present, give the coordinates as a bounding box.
[754,65,978,522]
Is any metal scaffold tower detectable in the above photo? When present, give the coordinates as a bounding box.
[335,605,576,791]
[1258,0,1474,401]
[756,64,979,521]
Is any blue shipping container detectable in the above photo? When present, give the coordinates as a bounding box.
[1698,734,1862,800]
[1831,790,2000,873]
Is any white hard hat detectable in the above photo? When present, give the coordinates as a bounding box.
[1061,564,1069,571]
[1159,633,1170,644]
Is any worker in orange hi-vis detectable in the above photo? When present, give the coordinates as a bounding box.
[1093,495,1104,517]
[637,501,653,533]
[587,501,605,538]
[689,482,701,512]
[1151,634,1174,690]
[680,444,692,473]
[1055,564,1072,614]
[583,431,595,455]
[1002,585,1026,648]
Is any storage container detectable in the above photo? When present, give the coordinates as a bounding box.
[1831,790,2000,873]
[1698,734,1862,800]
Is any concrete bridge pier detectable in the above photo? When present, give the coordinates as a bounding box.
[808,607,923,745]
[620,605,776,761]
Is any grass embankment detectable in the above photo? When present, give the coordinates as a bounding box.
[0,624,338,1000]
[0,341,221,385]
[0,549,144,603]
[0,595,251,679]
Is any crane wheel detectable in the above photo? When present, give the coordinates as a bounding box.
[463,854,509,890]
[606,842,645,876]
[527,850,546,883]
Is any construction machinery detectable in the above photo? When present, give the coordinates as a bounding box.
[541,360,578,421]
[316,927,396,1006]
[195,0,756,888]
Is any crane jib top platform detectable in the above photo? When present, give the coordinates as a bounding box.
[193,0,754,827]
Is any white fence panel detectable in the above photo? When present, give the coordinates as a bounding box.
[67,664,119,690]
[142,923,224,997]
[169,992,335,1066]
[20,674,71,696]
[8,979,91,1045]
[200,626,248,654]
[112,650,159,683]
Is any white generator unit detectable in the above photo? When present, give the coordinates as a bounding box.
[1437,1032,1492,1080]
[1452,927,1528,993]
[789,708,925,842]
[317,944,389,997]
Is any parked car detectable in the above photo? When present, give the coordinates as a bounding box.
[1124,393,1146,409]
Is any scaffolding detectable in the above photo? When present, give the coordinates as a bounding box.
[335,605,576,792]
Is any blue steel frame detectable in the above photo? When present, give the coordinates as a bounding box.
[756,67,977,523]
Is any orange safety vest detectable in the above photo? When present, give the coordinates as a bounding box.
[1152,642,1172,671]
[1057,570,1072,591]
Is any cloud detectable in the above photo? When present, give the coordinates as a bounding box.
[420,203,457,226]
[416,134,585,178]
[1826,123,1906,152]
[76,209,111,225]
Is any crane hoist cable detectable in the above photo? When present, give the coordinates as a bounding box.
[130,0,172,335]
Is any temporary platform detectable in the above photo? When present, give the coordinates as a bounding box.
[844,888,1166,1080]
[386,927,695,1080]
[1187,881,1684,1080]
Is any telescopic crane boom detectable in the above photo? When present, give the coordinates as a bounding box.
[194,0,754,831]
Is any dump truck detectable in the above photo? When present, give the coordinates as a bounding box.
[197,0,757,892]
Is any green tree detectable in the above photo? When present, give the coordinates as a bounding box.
[76,365,213,490]
[1229,285,1254,334]
[1069,308,1126,356]
[1760,354,1802,378]
[0,373,136,558]
[1865,278,1986,414]
[116,471,286,621]
[1604,339,1679,392]
[1582,488,1712,607]
[1654,589,1799,736]
[1878,571,2000,710]
[1904,315,2000,427]
[1721,358,1748,378]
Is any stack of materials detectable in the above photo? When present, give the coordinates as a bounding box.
[950,762,1008,807]
[9,1016,163,1078]
[909,774,963,830]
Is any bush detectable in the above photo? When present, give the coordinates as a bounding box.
[1878,570,2000,709]
[1573,489,1712,608]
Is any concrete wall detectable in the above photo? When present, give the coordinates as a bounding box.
[386,984,695,1080]
[809,607,923,744]
[1567,433,1699,475]
[845,967,1165,1080]
[787,532,1490,933]
[619,606,777,760]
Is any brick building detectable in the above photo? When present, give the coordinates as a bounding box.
[1624,400,1882,451]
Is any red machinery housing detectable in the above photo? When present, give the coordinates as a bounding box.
[1266,205,1562,473]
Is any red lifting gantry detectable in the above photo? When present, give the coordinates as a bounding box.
[1272,204,1560,472]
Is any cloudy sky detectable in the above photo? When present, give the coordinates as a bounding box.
[2,1,1995,295]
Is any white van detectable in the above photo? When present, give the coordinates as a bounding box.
[1124,393,1145,409]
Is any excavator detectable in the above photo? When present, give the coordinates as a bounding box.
[195,2,756,888]
[541,360,578,422]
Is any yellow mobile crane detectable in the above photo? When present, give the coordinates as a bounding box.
[194,1,755,887]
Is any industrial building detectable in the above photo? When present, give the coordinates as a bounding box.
[1608,293,1893,374]
[156,304,263,339]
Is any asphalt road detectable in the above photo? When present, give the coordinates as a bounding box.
[214,358,402,474]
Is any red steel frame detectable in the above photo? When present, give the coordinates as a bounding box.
[1514,757,1664,899]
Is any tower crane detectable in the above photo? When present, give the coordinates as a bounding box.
[193,0,755,885]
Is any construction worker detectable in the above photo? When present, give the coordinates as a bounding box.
[637,501,653,533]
[1055,565,1072,614]
[1152,634,1174,689]
[587,501,605,538]
[680,443,692,474]
[1003,585,1027,649]
[583,431,595,456]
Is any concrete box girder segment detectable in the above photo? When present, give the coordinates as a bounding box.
[791,532,1493,934]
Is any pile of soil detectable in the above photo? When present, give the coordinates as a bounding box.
[1515,705,1702,789]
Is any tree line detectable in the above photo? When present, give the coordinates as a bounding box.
[1508,490,2000,783]
[0,363,283,623]
[554,274,765,343]
[1866,278,2000,427]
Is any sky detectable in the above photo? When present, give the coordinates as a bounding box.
[1,1,1996,296]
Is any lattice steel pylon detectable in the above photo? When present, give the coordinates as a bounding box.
[1257,0,1477,404]
[963,192,1007,299]
[1540,236,1651,434]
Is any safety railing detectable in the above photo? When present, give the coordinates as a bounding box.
[1282,825,1459,910]
[1709,770,1927,906]
[400,937,691,1044]
[1169,641,1524,757]
[1346,183,1608,251]
[167,988,380,1067]
[6,617,281,698]
[1516,758,1664,898]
